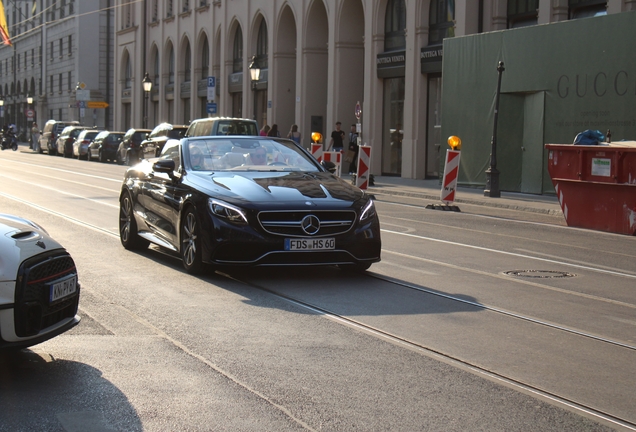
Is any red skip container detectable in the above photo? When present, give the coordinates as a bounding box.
[545,143,636,236]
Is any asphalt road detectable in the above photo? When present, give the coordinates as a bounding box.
[1,147,634,431]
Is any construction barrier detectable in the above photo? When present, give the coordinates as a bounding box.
[323,151,342,177]
[441,149,461,204]
[311,143,323,162]
[355,145,372,190]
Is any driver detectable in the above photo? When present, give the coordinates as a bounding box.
[249,146,268,165]
[190,147,205,170]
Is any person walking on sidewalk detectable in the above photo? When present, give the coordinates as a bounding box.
[347,123,359,174]
[31,123,40,152]
[328,121,344,151]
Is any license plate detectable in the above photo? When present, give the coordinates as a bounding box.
[48,274,78,303]
[284,238,335,251]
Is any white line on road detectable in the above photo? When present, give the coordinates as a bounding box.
[381,228,636,280]
[0,158,123,183]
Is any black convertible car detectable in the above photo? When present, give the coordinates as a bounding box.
[119,136,381,273]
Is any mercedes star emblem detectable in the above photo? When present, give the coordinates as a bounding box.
[300,215,320,235]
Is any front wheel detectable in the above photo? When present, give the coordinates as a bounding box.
[11,143,17,151]
[181,209,203,274]
[119,192,149,250]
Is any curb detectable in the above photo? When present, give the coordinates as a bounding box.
[370,186,564,217]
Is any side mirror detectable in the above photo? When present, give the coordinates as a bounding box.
[321,160,337,174]
[153,159,175,174]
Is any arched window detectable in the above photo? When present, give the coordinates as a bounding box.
[429,0,455,45]
[384,0,406,51]
[201,37,209,80]
[184,42,191,83]
[256,19,268,69]
[233,27,243,73]
[124,56,132,89]
[168,46,175,84]
[569,0,606,19]
[508,0,538,28]
[153,47,160,87]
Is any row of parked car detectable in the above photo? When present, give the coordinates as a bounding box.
[37,117,259,166]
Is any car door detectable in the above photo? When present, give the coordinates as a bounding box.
[140,142,186,249]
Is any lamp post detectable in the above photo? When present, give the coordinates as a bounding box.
[249,55,261,122]
[484,61,505,198]
[27,95,33,148]
[142,72,152,129]
[75,83,82,124]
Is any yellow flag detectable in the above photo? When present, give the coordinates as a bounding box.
[0,0,10,46]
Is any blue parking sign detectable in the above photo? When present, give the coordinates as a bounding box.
[207,103,217,114]
[207,77,215,87]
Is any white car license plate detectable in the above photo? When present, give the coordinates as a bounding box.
[48,275,78,303]
[284,238,335,251]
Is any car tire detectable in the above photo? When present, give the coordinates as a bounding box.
[116,153,123,165]
[99,150,106,163]
[181,208,204,274]
[125,153,131,166]
[119,192,149,251]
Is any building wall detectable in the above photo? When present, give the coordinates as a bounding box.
[114,0,636,185]
[0,0,114,132]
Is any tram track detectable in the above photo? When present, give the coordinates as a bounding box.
[221,269,636,431]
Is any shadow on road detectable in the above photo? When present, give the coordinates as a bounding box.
[0,349,142,431]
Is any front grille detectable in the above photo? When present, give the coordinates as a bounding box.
[258,210,356,237]
[14,250,80,337]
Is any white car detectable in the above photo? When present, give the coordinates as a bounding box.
[0,214,80,351]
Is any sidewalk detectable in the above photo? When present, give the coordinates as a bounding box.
[350,175,563,217]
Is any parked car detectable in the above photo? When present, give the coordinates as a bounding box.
[119,136,381,274]
[72,129,100,160]
[116,128,151,166]
[141,123,188,159]
[0,214,81,350]
[88,130,125,162]
[56,126,88,158]
[39,120,80,155]
[184,117,259,137]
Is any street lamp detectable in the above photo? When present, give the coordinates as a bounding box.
[249,55,261,122]
[75,83,82,124]
[27,95,34,148]
[484,61,505,198]
[142,72,152,129]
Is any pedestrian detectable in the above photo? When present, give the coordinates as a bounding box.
[287,124,301,144]
[259,124,270,136]
[31,122,40,152]
[328,121,344,151]
[347,124,359,174]
[267,124,280,137]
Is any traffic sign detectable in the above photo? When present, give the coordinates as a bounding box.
[206,102,217,114]
[25,108,35,119]
[76,89,90,101]
[355,101,362,120]
[87,101,109,109]
[77,101,86,109]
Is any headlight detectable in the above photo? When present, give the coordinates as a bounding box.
[359,199,376,222]
[208,199,248,224]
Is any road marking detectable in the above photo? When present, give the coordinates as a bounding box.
[515,248,636,276]
[0,158,122,182]
[381,228,636,280]
[7,178,119,209]
[0,191,119,238]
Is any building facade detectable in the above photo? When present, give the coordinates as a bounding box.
[114,0,635,182]
[0,0,114,140]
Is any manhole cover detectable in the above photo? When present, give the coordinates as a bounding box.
[502,270,576,279]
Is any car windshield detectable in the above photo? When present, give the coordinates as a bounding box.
[179,138,320,173]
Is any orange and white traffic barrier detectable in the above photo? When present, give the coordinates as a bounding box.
[311,143,323,162]
[323,151,342,176]
[440,136,462,204]
[355,145,372,190]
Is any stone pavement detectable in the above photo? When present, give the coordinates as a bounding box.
[350,175,563,217]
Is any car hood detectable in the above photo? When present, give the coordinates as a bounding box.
[0,214,64,282]
[187,171,367,206]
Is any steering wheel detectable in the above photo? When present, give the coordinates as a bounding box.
[268,161,288,166]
